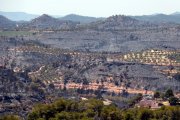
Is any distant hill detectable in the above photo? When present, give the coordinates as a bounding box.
[0,11,38,21]
[82,15,156,30]
[31,14,59,25]
[103,15,140,27]
[60,14,105,23]
[0,11,104,23]
[0,11,62,21]
[171,12,180,15]
[22,14,79,30]
[132,13,180,24]
[0,15,16,29]
[0,11,180,30]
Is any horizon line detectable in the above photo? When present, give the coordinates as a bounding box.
[0,10,180,18]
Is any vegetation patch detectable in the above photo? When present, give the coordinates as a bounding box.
[2,98,179,120]
[168,53,180,62]
[0,31,32,36]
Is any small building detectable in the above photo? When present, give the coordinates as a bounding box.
[137,99,161,110]
[103,99,112,106]
[143,94,154,100]
[162,101,170,106]
[81,97,88,101]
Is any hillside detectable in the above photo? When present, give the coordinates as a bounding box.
[22,14,79,30]
[0,15,16,29]
[79,15,158,30]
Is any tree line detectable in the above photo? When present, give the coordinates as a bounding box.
[1,98,179,120]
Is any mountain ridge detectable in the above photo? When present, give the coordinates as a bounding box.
[133,13,180,24]
[22,14,79,30]
[60,14,105,23]
[1,11,180,24]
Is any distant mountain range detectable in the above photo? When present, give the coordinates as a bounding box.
[0,12,180,54]
[1,11,180,24]
[0,11,180,30]
[132,12,180,24]
[0,11,104,23]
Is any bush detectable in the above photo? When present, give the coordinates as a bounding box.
[165,89,174,98]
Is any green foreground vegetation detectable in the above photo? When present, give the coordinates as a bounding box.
[0,31,32,36]
[1,98,179,120]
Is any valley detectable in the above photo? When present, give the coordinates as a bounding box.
[0,13,179,119]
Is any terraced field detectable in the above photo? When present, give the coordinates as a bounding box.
[10,44,180,92]
[119,49,180,66]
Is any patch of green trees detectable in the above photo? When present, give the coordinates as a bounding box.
[1,98,179,120]
[26,98,179,120]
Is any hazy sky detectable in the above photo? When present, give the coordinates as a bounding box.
[0,0,180,17]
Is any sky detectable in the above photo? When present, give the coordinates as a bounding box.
[0,0,180,17]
